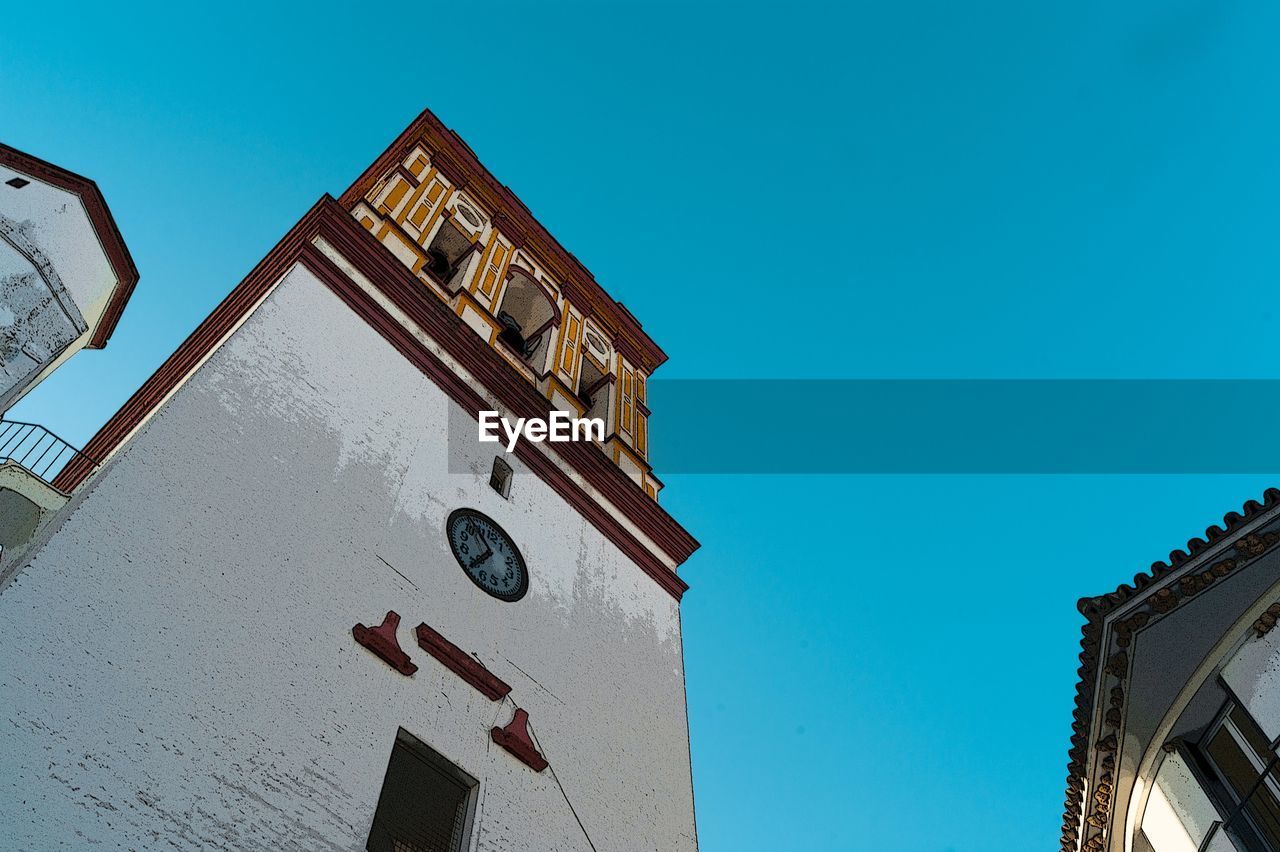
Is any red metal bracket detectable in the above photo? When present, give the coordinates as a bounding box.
[352,611,418,676]
[415,622,511,701]
[491,707,548,772]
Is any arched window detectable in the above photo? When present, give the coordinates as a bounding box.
[577,355,611,423]
[495,268,559,364]
[423,219,478,290]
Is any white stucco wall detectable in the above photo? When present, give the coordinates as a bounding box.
[0,221,86,412]
[0,168,116,326]
[1223,619,1280,745]
[0,262,697,851]
[1141,750,1217,851]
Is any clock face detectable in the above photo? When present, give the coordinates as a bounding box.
[446,509,528,602]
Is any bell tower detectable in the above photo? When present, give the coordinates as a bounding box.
[0,111,700,852]
[342,114,664,500]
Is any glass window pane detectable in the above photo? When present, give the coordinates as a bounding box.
[1207,725,1263,804]
[1231,704,1276,763]
[1232,764,1280,850]
[1205,826,1247,852]
[366,732,472,852]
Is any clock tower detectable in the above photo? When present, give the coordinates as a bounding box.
[0,110,700,851]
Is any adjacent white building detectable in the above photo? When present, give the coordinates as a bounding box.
[1065,492,1280,852]
[0,144,137,415]
[0,112,699,852]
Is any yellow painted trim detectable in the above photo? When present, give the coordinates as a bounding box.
[469,231,497,296]
[559,313,582,384]
[614,435,641,466]
[419,186,456,248]
[488,242,514,310]
[378,176,410,216]
[398,166,434,231]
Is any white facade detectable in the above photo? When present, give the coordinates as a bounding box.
[1067,501,1280,852]
[0,263,697,850]
[1132,599,1280,852]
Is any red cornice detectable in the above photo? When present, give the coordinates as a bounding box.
[54,197,695,600]
[337,108,667,373]
[0,142,140,349]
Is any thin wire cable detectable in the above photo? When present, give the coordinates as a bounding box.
[525,723,599,852]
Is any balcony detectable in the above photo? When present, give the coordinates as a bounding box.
[0,420,95,486]
[0,420,95,565]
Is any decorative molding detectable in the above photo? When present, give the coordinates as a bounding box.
[491,707,547,772]
[0,143,140,349]
[352,610,417,676]
[414,622,511,701]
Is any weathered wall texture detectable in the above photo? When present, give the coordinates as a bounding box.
[1224,613,1280,743]
[0,176,115,328]
[0,263,697,851]
[0,217,85,412]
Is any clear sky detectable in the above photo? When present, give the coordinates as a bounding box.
[5,2,1280,849]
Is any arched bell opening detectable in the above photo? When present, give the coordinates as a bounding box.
[577,356,611,424]
[422,219,478,291]
[495,268,559,366]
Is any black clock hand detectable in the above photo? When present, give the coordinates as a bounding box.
[466,521,493,568]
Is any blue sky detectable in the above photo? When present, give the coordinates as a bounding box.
[5,1,1280,849]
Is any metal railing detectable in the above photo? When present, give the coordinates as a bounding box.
[0,420,96,484]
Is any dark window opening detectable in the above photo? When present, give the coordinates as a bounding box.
[366,729,476,852]
[1196,700,1280,851]
[423,220,474,289]
[489,456,512,499]
[495,269,557,364]
[577,356,610,424]
[5,177,30,189]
